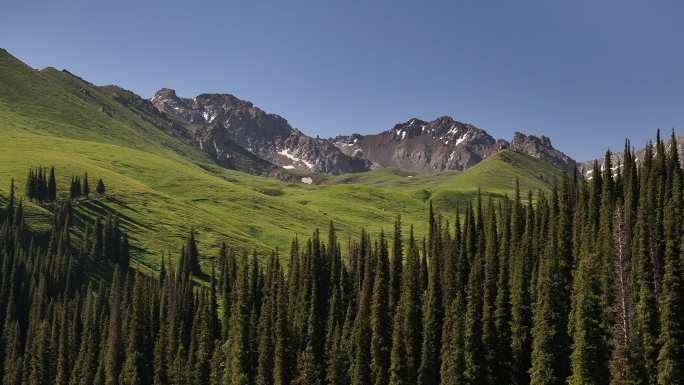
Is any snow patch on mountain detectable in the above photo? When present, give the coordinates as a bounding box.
[455,133,468,146]
[278,148,314,169]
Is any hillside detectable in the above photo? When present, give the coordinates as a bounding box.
[0,49,565,273]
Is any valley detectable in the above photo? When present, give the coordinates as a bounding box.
[0,48,564,270]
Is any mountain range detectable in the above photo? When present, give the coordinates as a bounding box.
[150,88,577,176]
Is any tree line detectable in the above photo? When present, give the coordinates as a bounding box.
[0,130,682,385]
[25,166,106,203]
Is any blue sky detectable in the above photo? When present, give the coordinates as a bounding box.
[3,0,683,160]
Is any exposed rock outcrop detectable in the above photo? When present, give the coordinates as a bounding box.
[151,89,371,175]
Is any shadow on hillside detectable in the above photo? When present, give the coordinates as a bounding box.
[72,199,147,231]
[107,195,145,215]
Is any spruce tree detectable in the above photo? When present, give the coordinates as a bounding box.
[105,268,124,385]
[567,225,610,385]
[418,227,443,385]
[439,293,467,385]
[656,168,684,385]
[371,230,391,385]
[633,148,660,385]
[82,172,90,197]
[389,216,403,320]
[27,320,53,385]
[96,178,106,195]
[121,274,147,385]
[183,230,201,276]
[463,240,484,384]
[226,255,251,385]
[351,232,373,385]
[293,346,322,385]
[399,226,423,385]
[480,200,499,384]
[48,166,57,202]
[510,198,534,385]
[494,198,513,385]
[2,321,22,385]
[274,273,292,385]
[529,198,564,385]
[325,323,347,385]
[388,308,407,385]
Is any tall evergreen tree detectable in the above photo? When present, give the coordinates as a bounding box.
[494,198,513,384]
[480,200,499,384]
[633,145,661,385]
[226,255,251,385]
[48,166,57,202]
[105,268,124,385]
[389,217,403,321]
[656,161,684,385]
[439,292,467,385]
[463,234,484,385]
[82,172,90,196]
[567,225,610,385]
[530,198,565,385]
[371,230,391,385]
[418,226,443,385]
[96,178,106,195]
[510,197,534,385]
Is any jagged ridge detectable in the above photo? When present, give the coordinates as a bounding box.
[151,89,371,175]
[334,116,576,173]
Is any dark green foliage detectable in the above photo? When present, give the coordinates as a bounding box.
[70,176,82,200]
[82,172,90,196]
[418,228,443,385]
[82,214,129,268]
[48,166,57,201]
[105,268,124,385]
[181,230,202,276]
[24,166,100,201]
[25,166,55,202]
[439,292,466,385]
[389,227,422,385]
[567,226,610,385]
[96,178,106,195]
[371,231,391,385]
[657,145,684,385]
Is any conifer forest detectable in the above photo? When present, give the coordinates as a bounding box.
[0,133,682,385]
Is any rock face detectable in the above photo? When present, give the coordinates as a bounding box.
[334,116,574,173]
[99,86,277,176]
[151,89,371,175]
[510,132,576,173]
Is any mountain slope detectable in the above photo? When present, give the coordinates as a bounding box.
[0,49,565,272]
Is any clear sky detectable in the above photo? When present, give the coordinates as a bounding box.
[3,0,683,160]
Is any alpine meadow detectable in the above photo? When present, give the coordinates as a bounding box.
[1,2,683,385]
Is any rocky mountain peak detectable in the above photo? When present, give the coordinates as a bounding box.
[151,88,185,107]
[151,88,371,175]
[390,118,428,140]
[154,87,178,98]
[333,115,505,172]
[510,132,575,172]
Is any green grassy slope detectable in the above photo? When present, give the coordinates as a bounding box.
[0,49,565,272]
